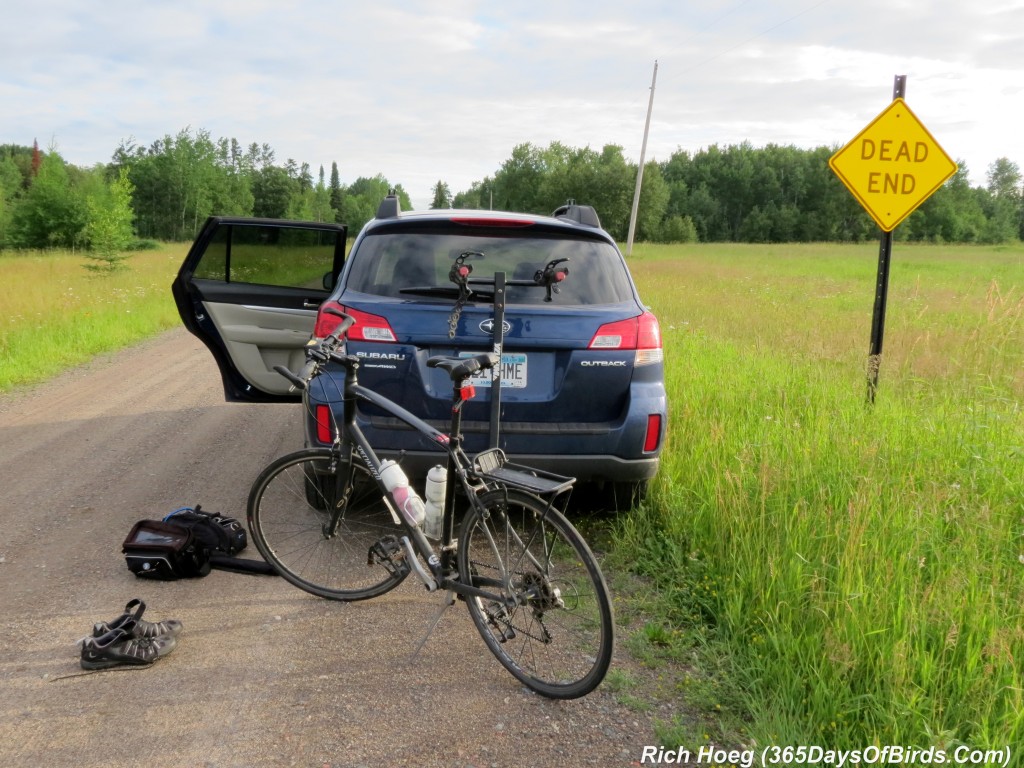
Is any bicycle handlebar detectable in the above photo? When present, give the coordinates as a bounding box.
[321,306,357,336]
[273,364,309,390]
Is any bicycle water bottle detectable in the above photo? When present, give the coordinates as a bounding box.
[423,465,447,540]
[379,460,426,527]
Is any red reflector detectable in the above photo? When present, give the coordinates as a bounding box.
[460,384,477,401]
[643,414,662,453]
[315,405,333,444]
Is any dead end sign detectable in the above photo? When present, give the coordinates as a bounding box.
[829,98,957,232]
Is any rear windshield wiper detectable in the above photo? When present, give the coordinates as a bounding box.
[399,285,495,302]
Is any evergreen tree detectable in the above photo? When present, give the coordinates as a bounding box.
[307,166,332,222]
[329,162,344,223]
[430,180,452,209]
[84,167,136,272]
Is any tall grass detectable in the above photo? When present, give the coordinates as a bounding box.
[0,246,184,391]
[622,242,1024,752]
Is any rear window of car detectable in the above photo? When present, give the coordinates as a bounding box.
[344,231,634,306]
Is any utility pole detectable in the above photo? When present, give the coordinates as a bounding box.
[626,60,658,257]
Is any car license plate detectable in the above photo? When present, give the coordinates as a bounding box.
[464,353,527,388]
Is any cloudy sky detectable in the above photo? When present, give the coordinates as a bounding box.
[3,1,1021,209]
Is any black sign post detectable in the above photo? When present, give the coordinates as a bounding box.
[865,75,906,404]
[831,75,956,404]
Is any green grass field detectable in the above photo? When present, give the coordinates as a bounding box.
[619,241,1023,755]
[2,241,1022,754]
[0,246,184,390]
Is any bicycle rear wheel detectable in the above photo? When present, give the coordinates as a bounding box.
[458,489,614,699]
[248,447,408,601]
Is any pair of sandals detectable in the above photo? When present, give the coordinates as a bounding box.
[78,599,183,670]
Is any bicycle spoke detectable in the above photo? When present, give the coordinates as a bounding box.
[248,449,408,601]
[459,489,613,699]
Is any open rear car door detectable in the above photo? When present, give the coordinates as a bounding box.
[172,217,347,402]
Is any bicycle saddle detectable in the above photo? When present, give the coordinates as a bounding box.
[427,353,498,382]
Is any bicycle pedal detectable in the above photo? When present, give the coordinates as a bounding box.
[368,535,410,577]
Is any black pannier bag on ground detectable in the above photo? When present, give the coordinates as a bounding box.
[163,505,247,556]
[122,519,212,580]
[122,507,277,579]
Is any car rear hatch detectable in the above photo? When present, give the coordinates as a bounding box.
[318,220,659,454]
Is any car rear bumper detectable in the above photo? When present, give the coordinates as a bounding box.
[374,449,659,484]
[304,412,662,482]
[304,379,666,485]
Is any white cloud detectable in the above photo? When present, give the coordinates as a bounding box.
[2,0,1021,208]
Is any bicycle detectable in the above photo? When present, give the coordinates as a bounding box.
[246,309,614,699]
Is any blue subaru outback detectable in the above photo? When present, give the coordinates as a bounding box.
[173,196,666,509]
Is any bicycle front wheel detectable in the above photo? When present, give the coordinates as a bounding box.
[247,448,408,601]
[458,489,614,699]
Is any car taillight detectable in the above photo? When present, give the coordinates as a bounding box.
[315,404,334,444]
[588,312,663,365]
[644,414,662,453]
[314,302,397,343]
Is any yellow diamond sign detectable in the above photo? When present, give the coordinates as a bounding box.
[829,98,957,232]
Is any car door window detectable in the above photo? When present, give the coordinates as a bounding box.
[194,224,339,289]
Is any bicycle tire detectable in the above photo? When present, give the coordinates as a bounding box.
[247,447,408,601]
[458,488,614,699]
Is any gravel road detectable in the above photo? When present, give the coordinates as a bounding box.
[0,328,664,768]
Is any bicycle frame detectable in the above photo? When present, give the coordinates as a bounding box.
[318,351,513,603]
[259,309,613,700]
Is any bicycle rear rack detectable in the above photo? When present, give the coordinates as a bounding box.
[472,448,575,497]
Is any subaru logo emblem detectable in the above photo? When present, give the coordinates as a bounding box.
[479,318,511,335]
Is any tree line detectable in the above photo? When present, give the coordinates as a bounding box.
[0,130,412,253]
[451,141,1023,244]
[1,129,1021,255]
